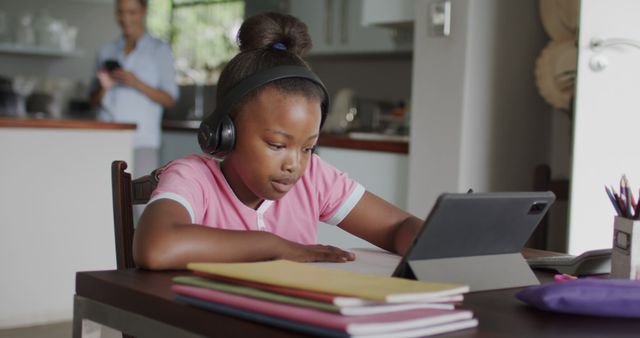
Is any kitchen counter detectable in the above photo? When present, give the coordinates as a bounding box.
[1,117,135,328]
[162,119,201,132]
[0,117,135,130]
[161,120,409,154]
[319,133,408,154]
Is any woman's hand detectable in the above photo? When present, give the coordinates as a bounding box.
[96,69,115,91]
[275,240,355,263]
[110,69,141,88]
[106,68,176,109]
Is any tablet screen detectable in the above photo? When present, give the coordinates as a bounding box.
[394,191,555,277]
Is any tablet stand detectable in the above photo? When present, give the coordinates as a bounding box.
[405,253,539,292]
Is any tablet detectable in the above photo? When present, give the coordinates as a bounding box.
[393,191,556,291]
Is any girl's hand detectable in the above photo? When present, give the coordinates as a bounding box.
[276,241,355,263]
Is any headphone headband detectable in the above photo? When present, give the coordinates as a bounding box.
[217,65,328,121]
[198,65,330,156]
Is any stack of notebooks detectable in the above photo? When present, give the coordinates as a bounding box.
[172,260,478,338]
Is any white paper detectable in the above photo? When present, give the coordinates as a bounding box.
[311,248,401,276]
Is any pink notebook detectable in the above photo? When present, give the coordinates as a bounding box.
[172,284,473,335]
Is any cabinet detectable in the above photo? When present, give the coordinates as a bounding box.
[0,43,83,57]
[361,0,415,27]
[246,0,410,54]
[317,146,408,208]
[291,0,411,54]
[160,129,202,165]
[316,146,408,248]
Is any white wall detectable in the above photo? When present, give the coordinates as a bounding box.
[568,0,640,254]
[406,0,469,214]
[407,0,549,215]
[0,0,119,84]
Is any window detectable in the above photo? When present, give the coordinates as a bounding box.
[147,0,244,85]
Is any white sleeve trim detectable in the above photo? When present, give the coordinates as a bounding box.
[325,184,366,226]
[256,200,274,231]
[148,192,195,223]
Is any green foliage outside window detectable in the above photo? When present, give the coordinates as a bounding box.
[147,0,244,84]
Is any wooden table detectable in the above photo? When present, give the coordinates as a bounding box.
[73,266,640,338]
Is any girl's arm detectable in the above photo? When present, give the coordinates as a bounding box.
[133,199,354,270]
[337,191,424,255]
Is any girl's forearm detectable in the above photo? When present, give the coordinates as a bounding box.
[392,216,424,256]
[134,225,283,270]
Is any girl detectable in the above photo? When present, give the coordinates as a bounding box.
[134,12,423,270]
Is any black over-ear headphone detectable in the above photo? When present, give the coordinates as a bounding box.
[198,65,330,157]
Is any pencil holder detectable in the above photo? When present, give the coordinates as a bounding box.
[611,216,640,279]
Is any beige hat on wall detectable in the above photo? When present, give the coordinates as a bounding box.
[539,0,580,40]
[535,0,580,111]
[534,39,577,111]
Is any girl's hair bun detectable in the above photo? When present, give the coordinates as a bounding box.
[237,12,312,57]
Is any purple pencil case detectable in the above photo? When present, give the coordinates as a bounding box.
[516,278,640,318]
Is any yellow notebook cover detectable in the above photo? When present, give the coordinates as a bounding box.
[187,260,469,302]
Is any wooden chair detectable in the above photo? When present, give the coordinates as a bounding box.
[526,164,569,250]
[111,160,161,270]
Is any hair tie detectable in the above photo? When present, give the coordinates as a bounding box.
[272,42,287,51]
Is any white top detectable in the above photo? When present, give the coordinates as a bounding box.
[91,32,179,148]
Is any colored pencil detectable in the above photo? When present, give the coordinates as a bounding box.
[623,175,633,218]
[605,186,622,216]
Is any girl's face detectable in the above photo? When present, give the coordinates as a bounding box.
[116,0,146,38]
[221,86,322,209]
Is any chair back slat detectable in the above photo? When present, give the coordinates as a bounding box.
[111,161,161,270]
[132,175,157,204]
[111,161,135,269]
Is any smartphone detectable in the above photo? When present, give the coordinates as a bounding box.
[104,59,122,72]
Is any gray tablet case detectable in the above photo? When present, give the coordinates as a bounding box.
[392,192,556,292]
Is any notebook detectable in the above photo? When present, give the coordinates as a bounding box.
[172,284,478,338]
[392,191,556,291]
[174,275,459,315]
[187,260,469,303]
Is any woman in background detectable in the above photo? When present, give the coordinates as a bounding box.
[90,0,178,178]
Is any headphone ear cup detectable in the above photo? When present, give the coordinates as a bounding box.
[214,115,236,156]
[198,120,216,155]
[198,115,236,156]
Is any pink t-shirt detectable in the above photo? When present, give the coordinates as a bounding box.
[149,154,365,244]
